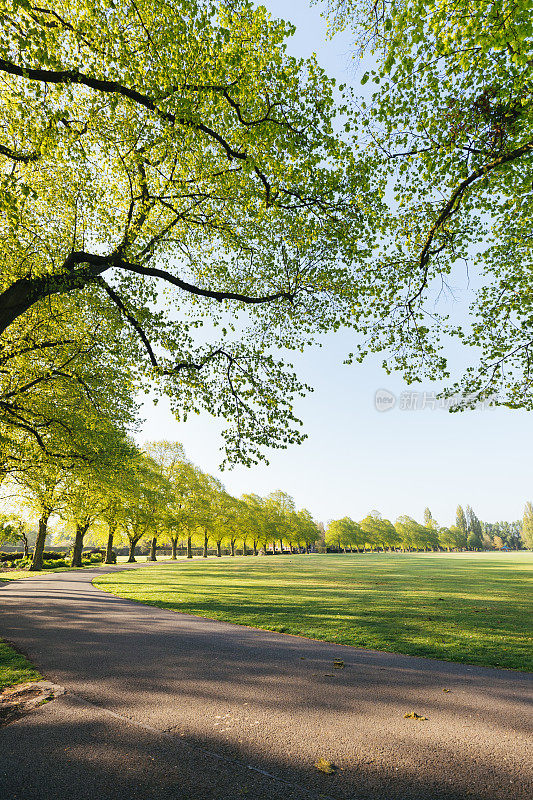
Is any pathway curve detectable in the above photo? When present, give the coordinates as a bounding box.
[1,563,531,800]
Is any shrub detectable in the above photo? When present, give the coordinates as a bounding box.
[42,558,68,569]
[42,551,67,561]
[0,552,25,562]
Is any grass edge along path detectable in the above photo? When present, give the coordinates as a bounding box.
[0,555,173,582]
[0,640,42,691]
[95,552,532,672]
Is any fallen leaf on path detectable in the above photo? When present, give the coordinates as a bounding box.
[315,758,336,775]
[442,688,451,693]
[404,712,428,720]
[333,659,345,669]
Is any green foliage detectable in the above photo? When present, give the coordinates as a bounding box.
[522,502,533,549]
[0,639,41,690]
[0,0,378,466]
[323,0,533,407]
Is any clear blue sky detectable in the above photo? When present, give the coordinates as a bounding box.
[139,0,531,528]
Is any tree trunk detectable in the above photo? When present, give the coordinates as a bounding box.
[105,528,115,564]
[71,523,89,567]
[22,533,29,557]
[203,532,208,558]
[187,535,192,558]
[171,537,178,559]
[230,540,235,556]
[305,544,310,554]
[30,515,49,571]
[279,539,283,554]
[216,541,222,557]
[253,541,258,556]
[242,542,247,556]
[148,536,157,561]
[127,538,137,562]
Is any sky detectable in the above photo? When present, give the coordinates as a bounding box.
[139,0,531,527]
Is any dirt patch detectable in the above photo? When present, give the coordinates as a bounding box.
[0,680,65,726]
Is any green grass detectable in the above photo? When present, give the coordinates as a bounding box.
[0,554,175,581]
[0,641,41,690]
[0,564,98,581]
[95,552,532,671]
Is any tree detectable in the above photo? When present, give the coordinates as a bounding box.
[0,518,24,550]
[522,503,533,549]
[265,491,296,554]
[143,442,199,562]
[395,515,437,551]
[324,0,533,408]
[466,505,484,550]
[438,527,455,551]
[241,493,267,556]
[424,508,437,530]
[118,455,166,562]
[12,455,69,569]
[456,506,468,547]
[360,511,399,551]
[0,0,375,467]
[326,517,361,552]
[293,509,320,554]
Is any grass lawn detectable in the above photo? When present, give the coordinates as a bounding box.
[0,641,41,691]
[95,551,532,672]
[0,554,173,582]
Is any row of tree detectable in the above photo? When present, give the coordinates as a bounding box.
[325,506,529,553]
[0,439,324,569]
[2,438,531,570]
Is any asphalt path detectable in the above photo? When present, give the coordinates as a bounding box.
[0,562,531,800]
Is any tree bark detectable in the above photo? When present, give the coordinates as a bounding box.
[71,523,89,567]
[148,536,157,561]
[242,542,247,556]
[230,540,235,556]
[105,527,116,564]
[253,541,258,556]
[187,535,192,558]
[127,538,138,562]
[203,532,208,558]
[279,539,283,554]
[30,515,49,570]
[305,544,310,554]
[22,533,29,557]
[216,541,222,557]
[171,537,178,559]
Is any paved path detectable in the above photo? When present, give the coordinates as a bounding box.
[0,564,531,800]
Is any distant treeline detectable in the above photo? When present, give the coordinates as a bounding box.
[1,440,531,572]
[325,506,528,552]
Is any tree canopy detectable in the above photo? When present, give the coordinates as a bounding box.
[0,0,377,466]
[324,0,533,407]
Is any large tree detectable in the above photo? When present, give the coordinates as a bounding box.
[0,0,375,465]
[324,0,533,407]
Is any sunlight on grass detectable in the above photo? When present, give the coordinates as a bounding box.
[0,641,41,690]
[95,552,532,671]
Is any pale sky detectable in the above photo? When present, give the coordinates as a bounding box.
[138,0,531,528]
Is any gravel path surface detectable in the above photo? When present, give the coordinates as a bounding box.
[1,563,531,800]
